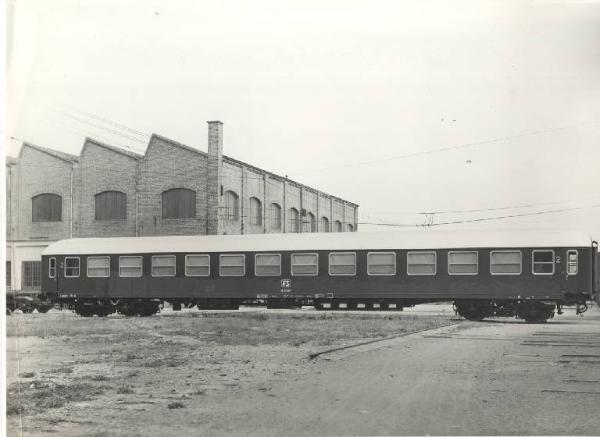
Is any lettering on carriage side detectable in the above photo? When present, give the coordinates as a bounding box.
[555,256,561,264]
[281,278,291,293]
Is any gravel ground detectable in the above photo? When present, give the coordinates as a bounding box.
[6,305,454,436]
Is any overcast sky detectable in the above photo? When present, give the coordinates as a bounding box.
[5,0,600,237]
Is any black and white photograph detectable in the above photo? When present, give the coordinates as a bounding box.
[2,0,600,435]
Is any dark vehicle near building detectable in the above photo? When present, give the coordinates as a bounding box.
[6,292,54,314]
[40,230,598,323]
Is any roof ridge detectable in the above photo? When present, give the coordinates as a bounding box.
[20,142,79,163]
[83,137,143,159]
[222,154,359,207]
[150,134,207,156]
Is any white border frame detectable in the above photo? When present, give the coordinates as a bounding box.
[328,252,357,276]
[49,257,56,279]
[532,249,555,275]
[406,251,437,276]
[490,250,522,275]
[567,249,578,276]
[119,255,143,278]
[64,256,80,278]
[219,254,246,277]
[291,252,319,276]
[448,250,478,276]
[185,254,210,277]
[367,252,397,276]
[151,255,177,277]
[254,253,282,277]
[87,256,111,278]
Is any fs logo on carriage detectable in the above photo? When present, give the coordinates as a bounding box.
[281,279,291,293]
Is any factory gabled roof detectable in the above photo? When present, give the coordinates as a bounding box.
[148,133,207,157]
[19,142,79,163]
[82,138,143,159]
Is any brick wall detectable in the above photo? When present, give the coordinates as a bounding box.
[138,135,208,236]
[7,125,358,241]
[332,198,345,232]
[243,168,265,235]
[6,163,12,240]
[265,177,284,234]
[318,195,332,231]
[301,189,318,232]
[206,121,223,235]
[221,161,243,235]
[12,146,75,241]
[76,140,139,237]
[284,183,302,233]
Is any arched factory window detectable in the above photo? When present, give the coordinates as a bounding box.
[32,193,62,222]
[95,191,127,220]
[161,188,196,219]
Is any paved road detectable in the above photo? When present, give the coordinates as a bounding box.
[211,305,600,436]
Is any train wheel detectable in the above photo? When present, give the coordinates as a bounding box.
[518,302,554,324]
[454,301,492,321]
[137,302,160,317]
[74,304,95,317]
[94,306,115,317]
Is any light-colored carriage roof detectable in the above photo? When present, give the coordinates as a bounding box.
[42,229,594,256]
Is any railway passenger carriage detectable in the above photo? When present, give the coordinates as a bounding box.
[41,230,598,322]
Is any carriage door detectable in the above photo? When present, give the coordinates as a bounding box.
[48,257,58,293]
[87,256,111,298]
[562,250,579,294]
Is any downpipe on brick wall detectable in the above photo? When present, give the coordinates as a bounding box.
[70,166,73,238]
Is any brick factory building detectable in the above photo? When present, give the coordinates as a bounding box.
[5,121,358,292]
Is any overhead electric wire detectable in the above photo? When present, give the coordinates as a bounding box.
[363,195,600,216]
[289,119,600,177]
[358,203,600,228]
[56,103,151,139]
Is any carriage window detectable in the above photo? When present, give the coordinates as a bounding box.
[448,251,478,275]
[64,257,80,278]
[490,251,522,275]
[87,256,110,277]
[567,250,578,275]
[407,251,436,275]
[119,256,143,277]
[532,250,554,275]
[329,252,356,276]
[255,254,281,276]
[152,255,176,277]
[291,253,318,276]
[185,255,210,277]
[367,252,396,275]
[220,254,245,277]
[49,257,56,278]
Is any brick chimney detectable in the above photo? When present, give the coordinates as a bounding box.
[206,121,223,235]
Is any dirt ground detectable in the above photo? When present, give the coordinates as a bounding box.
[6,305,453,436]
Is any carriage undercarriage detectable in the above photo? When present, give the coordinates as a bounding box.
[50,294,590,323]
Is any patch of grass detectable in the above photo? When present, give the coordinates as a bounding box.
[143,356,185,368]
[6,402,25,416]
[116,385,134,394]
[167,401,185,409]
[47,366,74,374]
[7,381,104,414]
[123,352,141,361]
[19,371,36,378]
[89,375,110,381]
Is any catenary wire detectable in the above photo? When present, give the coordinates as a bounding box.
[358,204,600,228]
[288,119,600,177]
